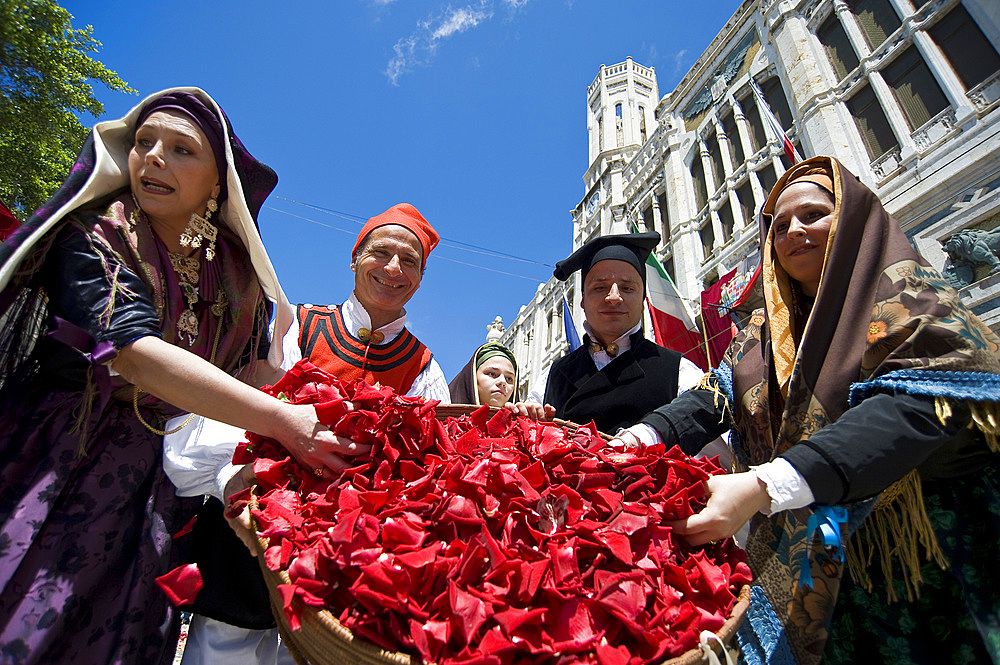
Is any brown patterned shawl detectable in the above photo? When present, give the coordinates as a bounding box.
[718,156,1000,665]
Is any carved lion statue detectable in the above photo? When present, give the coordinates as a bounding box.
[941,227,1000,288]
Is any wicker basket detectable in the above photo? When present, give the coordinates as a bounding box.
[251,405,748,665]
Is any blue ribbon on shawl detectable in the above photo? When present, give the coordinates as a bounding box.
[799,505,848,588]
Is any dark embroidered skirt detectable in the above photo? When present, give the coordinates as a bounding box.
[825,463,1000,665]
[0,387,199,665]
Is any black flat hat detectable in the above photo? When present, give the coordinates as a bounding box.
[553,231,660,286]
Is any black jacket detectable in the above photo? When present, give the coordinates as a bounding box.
[544,332,682,435]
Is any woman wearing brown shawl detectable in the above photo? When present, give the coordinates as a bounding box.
[626,156,1000,664]
[0,88,358,665]
[449,342,519,407]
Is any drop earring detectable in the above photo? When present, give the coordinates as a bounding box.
[179,198,218,261]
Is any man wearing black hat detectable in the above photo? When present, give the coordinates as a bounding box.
[514,232,703,435]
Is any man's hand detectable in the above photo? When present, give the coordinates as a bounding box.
[506,401,556,421]
[608,425,650,449]
[666,471,770,546]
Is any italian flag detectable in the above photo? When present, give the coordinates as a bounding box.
[645,255,709,370]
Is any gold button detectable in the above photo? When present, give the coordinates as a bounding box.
[357,328,371,341]
[371,331,385,344]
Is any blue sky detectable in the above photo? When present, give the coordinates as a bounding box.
[64,0,740,380]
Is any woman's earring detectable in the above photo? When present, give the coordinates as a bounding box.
[180,198,219,261]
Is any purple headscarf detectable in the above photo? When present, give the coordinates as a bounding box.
[135,91,229,202]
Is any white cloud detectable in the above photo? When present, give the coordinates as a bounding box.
[673,49,689,75]
[504,0,530,8]
[433,5,491,39]
[385,1,495,85]
[642,43,660,68]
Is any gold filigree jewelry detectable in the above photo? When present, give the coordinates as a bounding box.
[211,288,229,318]
[129,193,143,231]
[179,199,218,262]
[169,251,201,346]
[132,268,227,437]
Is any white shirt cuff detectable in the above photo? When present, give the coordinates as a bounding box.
[751,458,815,515]
[614,423,663,448]
[215,463,244,502]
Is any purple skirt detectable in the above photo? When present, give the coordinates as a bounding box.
[0,387,199,665]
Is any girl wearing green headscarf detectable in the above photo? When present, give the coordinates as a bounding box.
[449,342,519,407]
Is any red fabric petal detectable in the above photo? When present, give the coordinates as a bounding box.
[240,365,750,663]
[172,514,198,539]
[155,563,203,607]
[449,585,491,644]
[597,638,632,665]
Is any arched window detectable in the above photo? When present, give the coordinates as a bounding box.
[615,103,624,147]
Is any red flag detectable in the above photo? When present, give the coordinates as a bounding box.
[700,268,738,367]
[0,200,19,242]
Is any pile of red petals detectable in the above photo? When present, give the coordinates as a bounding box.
[231,361,750,665]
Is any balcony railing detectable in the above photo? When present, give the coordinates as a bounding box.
[911,106,957,153]
[968,70,1000,113]
[870,146,902,181]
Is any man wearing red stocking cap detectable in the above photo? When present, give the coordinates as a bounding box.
[164,203,449,665]
[290,202,450,399]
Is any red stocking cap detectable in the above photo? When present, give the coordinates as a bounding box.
[352,203,439,269]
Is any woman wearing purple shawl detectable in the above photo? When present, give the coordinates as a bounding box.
[0,88,355,664]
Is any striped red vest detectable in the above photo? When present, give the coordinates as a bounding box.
[296,304,432,395]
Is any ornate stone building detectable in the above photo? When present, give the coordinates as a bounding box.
[503,0,1000,397]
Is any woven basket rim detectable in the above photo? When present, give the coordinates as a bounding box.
[435,404,613,441]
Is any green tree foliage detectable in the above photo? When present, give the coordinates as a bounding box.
[0,0,133,217]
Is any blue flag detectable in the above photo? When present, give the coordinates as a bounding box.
[563,297,582,351]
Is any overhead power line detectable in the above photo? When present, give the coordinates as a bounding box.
[270,196,554,269]
[264,196,708,305]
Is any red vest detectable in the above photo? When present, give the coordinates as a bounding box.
[297,304,432,395]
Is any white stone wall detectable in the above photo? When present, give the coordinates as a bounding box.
[504,0,1000,393]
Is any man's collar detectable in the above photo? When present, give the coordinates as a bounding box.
[583,320,643,358]
[344,292,407,341]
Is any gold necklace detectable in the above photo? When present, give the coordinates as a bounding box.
[168,251,201,346]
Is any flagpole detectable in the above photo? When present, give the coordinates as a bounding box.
[697,312,714,368]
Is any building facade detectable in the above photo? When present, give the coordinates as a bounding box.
[503,0,1000,398]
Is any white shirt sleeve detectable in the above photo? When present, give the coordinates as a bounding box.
[677,357,707,395]
[409,358,451,403]
[525,365,551,405]
[163,318,302,501]
[163,417,251,500]
[751,458,816,514]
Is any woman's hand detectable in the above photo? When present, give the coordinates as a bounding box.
[272,402,371,477]
[506,400,556,421]
[113,337,371,477]
[667,471,771,546]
